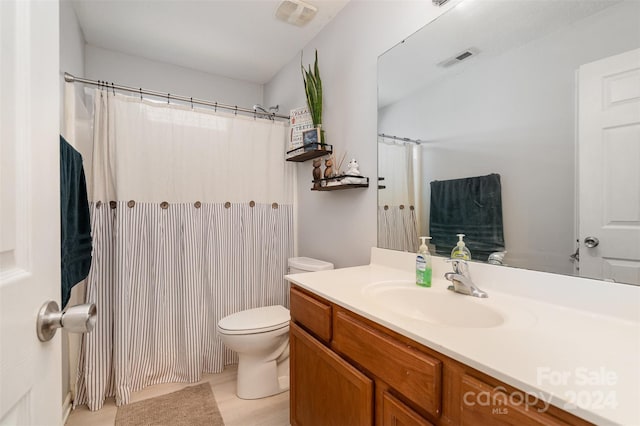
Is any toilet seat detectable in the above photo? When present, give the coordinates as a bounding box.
[218,305,290,335]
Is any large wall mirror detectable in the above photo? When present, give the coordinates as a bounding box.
[377,0,640,285]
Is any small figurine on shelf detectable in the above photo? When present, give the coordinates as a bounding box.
[324,157,334,179]
[342,158,367,184]
[325,156,342,186]
[312,158,322,189]
[346,158,362,175]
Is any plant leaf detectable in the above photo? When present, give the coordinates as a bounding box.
[301,50,323,127]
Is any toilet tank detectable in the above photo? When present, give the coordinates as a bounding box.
[288,257,334,274]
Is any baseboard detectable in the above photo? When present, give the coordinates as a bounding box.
[62,392,72,424]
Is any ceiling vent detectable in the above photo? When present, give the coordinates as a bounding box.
[276,0,318,27]
[437,48,480,68]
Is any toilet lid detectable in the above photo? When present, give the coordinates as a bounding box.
[218,305,290,334]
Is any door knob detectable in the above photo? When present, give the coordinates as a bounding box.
[584,236,600,248]
[36,301,97,342]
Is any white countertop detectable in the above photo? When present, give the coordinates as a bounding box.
[285,248,640,426]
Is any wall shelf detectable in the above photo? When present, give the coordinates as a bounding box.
[311,175,369,191]
[286,143,333,162]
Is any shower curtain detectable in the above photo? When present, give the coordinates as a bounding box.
[378,205,418,252]
[378,138,421,252]
[69,88,294,410]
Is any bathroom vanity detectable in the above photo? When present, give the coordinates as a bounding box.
[285,248,640,426]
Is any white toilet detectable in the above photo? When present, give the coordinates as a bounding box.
[217,257,334,399]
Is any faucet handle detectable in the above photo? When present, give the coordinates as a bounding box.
[446,258,469,275]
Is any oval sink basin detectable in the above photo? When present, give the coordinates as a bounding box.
[362,280,505,328]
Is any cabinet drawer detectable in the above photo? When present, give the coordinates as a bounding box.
[333,309,442,418]
[290,286,332,343]
[382,391,434,426]
[460,374,583,426]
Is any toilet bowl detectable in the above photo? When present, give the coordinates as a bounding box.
[217,257,334,399]
[217,305,290,399]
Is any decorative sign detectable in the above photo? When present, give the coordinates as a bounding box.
[288,106,314,155]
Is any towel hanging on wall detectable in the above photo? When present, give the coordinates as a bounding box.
[429,173,505,261]
[60,135,92,308]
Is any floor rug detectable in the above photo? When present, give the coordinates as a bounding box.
[115,382,225,426]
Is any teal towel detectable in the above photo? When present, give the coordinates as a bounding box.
[429,173,505,261]
[60,136,92,308]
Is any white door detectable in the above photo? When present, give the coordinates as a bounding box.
[0,1,62,425]
[578,48,640,285]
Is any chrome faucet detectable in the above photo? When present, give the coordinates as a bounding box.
[444,259,488,298]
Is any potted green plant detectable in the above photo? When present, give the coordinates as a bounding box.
[301,50,324,146]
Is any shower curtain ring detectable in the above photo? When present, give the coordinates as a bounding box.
[214,102,217,112]
[234,106,237,116]
[190,97,193,109]
[111,82,115,96]
[139,88,143,101]
[167,93,170,104]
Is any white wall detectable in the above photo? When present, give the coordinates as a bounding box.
[378,1,640,275]
[60,0,84,128]
[84,45,264,108]
[264,1,453,268]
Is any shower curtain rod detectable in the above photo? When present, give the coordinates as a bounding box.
[64,73,291,121]
[378,133,423,145]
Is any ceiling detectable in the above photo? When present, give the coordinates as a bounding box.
[71,0,350,85]
[378,0,621,108]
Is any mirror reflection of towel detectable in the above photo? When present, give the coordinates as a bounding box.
[60,136,92,308]
[429,173,505,261]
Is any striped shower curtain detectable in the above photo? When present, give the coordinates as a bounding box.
[378,138,421,252]
[378,205,418,252]
[73,90,294,410]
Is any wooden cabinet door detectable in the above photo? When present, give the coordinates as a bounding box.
[382,391,434,426]
[290,322,374,426]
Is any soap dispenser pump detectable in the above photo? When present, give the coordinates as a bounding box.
[451,233,471,260]
[416,236,432,287]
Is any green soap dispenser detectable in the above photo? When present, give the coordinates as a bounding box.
[451,233,471,260]
[416,236,432,287]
